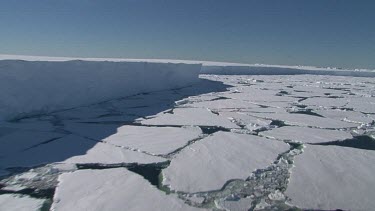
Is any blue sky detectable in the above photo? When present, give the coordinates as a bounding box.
[1,0,374,69]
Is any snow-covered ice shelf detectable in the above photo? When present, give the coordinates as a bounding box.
[0,57,201,121]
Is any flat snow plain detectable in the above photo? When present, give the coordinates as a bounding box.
[0,58,375,210]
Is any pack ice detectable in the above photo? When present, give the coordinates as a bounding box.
[1,55,375,211]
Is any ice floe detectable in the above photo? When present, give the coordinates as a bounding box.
[286,145,375,211]
[51,168,203,211]
[162,131,289,192]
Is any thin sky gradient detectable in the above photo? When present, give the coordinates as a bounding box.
[1,0,374,69]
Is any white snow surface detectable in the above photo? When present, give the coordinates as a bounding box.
[260,126,353,143]
[162,131,289,192]
[0,194,45,211]
[0,56,201,121]
[141,108,239,128]
[251,113,357,129]
[286,145,375,211]
[51,168,203,211]
[102,125,202,155]
[64,142,167,165]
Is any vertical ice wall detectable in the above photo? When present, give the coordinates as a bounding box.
[0,60,201,120]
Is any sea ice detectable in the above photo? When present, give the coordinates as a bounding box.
[251,113,357,129]
[51,168,203,211]
[102,125,202,155]
[162,131,289,192]
[260,126,352,144]
[141,108,239,129]
[286,145,375,211]
[0,194,45,211]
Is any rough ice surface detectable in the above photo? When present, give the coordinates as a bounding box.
[0,194,45,211]
[219,111,273,132]
[102,125,202,155]
[1,67,374,211]
[347,98,375,114]
[252,112,358,129]
[315,109,374,124]
[141,107,240,129]
[216,197,254,211]
[260,126,353,144]
[51,168,203,211]
[180,98,261,110]
[64,142,167,165]
[286,145,375,211]
[162,131,289,192]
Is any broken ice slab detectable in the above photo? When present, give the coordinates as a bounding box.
[260,126,352,144]
[215,197,253,211]
[218,111,272,131]
[298,97,349,108]
[51,168,204,211]
[288,86,347,98]
[346,98,375,114]
[180,98,260,110]
[0,163,77,192]
[247,101,294,109]
[102,125,202,155]
[242,106,287,114]
[0,194,45,211]
[315,109,374,124]
[162,131,289,192]
[222,89,297,103]
[64,141,167,165]
[286,145,375,211]
[174,94,223,106]
[0,131,64,157]
[141,108,240,129]
[251,112,357,129]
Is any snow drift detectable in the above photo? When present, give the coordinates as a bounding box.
[0,59,201,121]
[201,64,375,77]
